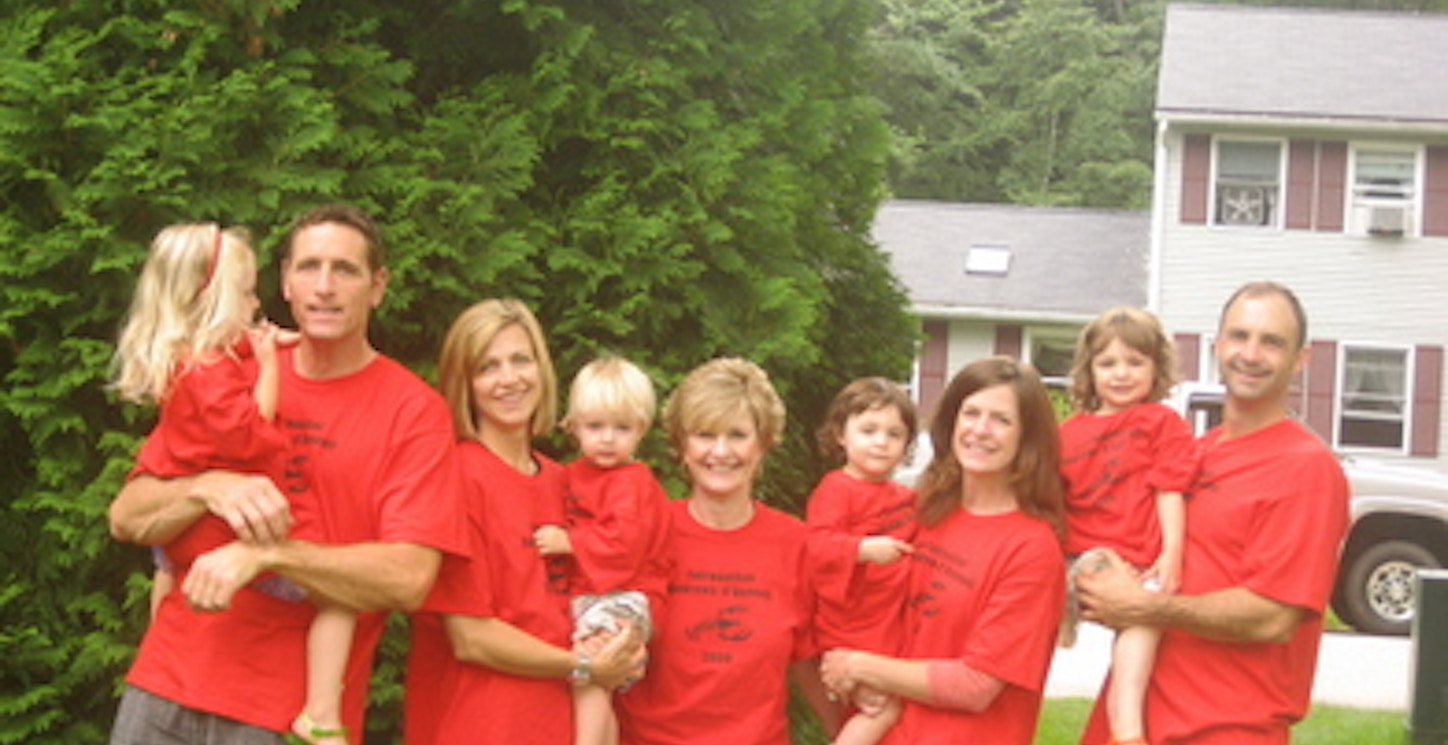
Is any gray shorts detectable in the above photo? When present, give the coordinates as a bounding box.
[110,686,285,745]
[571,590,653,642]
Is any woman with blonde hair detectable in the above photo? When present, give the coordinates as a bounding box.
[617,357,839,745]
[405,299,643,745]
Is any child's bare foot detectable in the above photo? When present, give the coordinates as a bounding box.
[288,713,347,745]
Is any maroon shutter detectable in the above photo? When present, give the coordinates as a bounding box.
[1181,134,1211,224]
[994,324,1023,360]
[919,320,949,426]
[1425,146,1448,237]
[1317,142,1348,233]
[1412,345,1442,457]
[1174,332,1201,383]
[1305,340,1337,442]
[1286,140,1315,230]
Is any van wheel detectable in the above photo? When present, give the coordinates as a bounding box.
[1341,540,1440,636]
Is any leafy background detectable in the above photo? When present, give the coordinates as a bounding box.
[3,0,1442,742]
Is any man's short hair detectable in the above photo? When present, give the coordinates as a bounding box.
[1219,280,1308,349]
[279,204,387,271]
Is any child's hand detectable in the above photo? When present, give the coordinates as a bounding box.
[1146,551,1182,594]
[851,685,894,717]
[248,323,279,367]
[533,524,572,556]
[858,536,913,565]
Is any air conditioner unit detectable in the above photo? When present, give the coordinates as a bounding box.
[1368,205,1408,237]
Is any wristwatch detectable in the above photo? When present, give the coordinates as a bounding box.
[569,652,592,686]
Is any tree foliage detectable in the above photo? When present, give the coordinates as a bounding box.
[0,0,913,741]
[871,0,1160,207]
[871,0,1448,208]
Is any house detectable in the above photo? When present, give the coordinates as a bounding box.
[872,200,1150,421]
[1152,3,1448,465]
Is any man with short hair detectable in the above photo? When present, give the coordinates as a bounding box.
[109,204,467,744]
[1078,280,1350,745]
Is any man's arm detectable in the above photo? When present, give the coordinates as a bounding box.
[182,539,441,612]
[109,471,292,546]
[1077,550,1303,644]
[443,614,644,689]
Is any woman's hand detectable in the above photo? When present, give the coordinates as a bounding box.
[820,648,873,700]
[586,621,647,691]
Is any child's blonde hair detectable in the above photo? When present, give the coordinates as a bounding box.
[563,357,657,431]
[111,223,257,404]
[1068,306,1178,413]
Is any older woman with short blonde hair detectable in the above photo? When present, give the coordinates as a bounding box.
[618,357,835,745]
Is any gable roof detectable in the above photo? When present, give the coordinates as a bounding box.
[1158,3,1448,128]
[872,200,1149,321]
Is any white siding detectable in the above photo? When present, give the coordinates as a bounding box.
[1155,128,1448,469]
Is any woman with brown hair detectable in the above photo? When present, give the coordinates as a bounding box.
[820,356,1066,745]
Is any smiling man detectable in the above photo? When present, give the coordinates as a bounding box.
[1077,280,1351,745]
[108,204,467,745]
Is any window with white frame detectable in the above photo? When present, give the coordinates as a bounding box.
[1214,140,1281,228]
[1350,147,1418,237]
[1197,332,1221,385]
[1026,327,1079,392]
[1338,345,1410,451]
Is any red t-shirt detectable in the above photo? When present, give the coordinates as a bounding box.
[131,339,296,569]
[617,500,816,745]
[884,508,1065,745]
[805,469,916,653]
[1059,402,1199,565]
[405,443,573,745]
[563,459,673,609]
[1082,419,1350,745]
[125,350,468,736]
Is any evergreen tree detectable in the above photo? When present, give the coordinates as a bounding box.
[0,1,913,741]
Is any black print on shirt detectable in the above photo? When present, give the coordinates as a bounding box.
[281,417,333,496]
[673,569,773,665]
[685,604,754,643]
[875,499,916,536]
[908,541,977,622]
[1061,427,1151,508]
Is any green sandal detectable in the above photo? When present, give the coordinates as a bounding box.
[284,714,347,745]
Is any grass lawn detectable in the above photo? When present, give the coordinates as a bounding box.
[1035,698,1410,745]
[792,697,1410,744]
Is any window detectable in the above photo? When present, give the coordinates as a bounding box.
[1026,327,1078,391]
[1214,140,1282,227]
[1350,147,1418,236]
[1197,332,1221,385]
[1338,345,1410,452]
